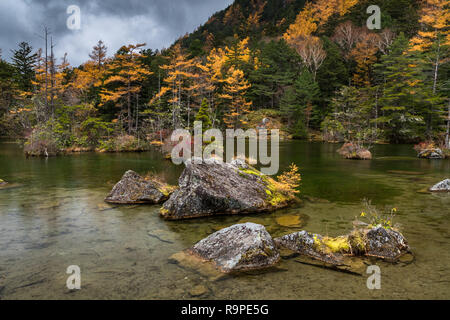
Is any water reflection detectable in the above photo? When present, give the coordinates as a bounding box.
[0,141,449,299]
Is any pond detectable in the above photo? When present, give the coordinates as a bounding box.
[0,141,449,299]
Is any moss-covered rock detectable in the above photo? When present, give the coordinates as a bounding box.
[274,226,410,265]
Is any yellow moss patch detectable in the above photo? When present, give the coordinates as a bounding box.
[313,235,351,254]
[159,185,178,197]
[160,207,169,215]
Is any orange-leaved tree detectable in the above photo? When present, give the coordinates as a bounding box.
[219,66,252,129]
[100,43,152,134]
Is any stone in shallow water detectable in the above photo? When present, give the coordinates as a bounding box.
[168,251,225,281]
[275,227,410,264]
[161,158,293,220]
[364,227,410,260]
[105,170,172,204]
[429,179,450,192]
[189,285,209,297]
[188,222,280,273]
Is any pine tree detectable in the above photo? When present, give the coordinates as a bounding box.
[376,33,431,142]
[89,40,108,70]
[11,42,37,93]
[248,39,299,109]
[281,69,320,133]
[195,98,212,132]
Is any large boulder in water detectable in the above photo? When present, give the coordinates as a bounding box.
[105,170,175,204]
[187,223,280,273]
[160,158,295,220]
[429,179,450,192]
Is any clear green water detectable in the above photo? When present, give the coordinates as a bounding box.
[0,141,449,299]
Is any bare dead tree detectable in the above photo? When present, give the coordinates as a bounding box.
[292,36,327,81]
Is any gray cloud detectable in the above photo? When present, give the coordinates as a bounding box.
[0,0,233,66]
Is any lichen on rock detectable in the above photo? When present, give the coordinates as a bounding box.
[187,222,280,273]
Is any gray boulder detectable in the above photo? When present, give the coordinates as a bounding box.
[160,158,294,220]
[188,223,280,273]
[105,170,174,204]
[429,179,450,192]
[364,227,410,260]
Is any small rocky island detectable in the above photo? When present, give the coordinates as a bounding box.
[337,143,372,160]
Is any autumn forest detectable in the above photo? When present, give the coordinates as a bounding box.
[0,0,449,156]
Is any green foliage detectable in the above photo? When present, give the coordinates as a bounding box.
[11,42,37,92]
[99,134,149,152]
[375,33,434,143]
[194,98,212,132]
[248,39,300,109]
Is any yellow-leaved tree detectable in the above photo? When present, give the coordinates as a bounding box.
[100,43,152,134]
[219,66,252,129]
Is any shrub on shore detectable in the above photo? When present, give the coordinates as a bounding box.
[97,134,150,152]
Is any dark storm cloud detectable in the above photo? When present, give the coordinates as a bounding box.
[0,0,233,66]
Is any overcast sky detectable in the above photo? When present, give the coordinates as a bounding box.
[0,0,233,66]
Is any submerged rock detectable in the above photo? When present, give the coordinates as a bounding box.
[188,223,280,273]
[418,148,445,159]
[160,158,295,220]
[275,227,410,265]
[337,143,372,160]
[105,170,175,204]
[429,179,450,192]
[275,214,304,228]
[189,285,209,297]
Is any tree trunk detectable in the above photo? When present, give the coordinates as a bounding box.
[446,100,450,149]
[127,81,131,135]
